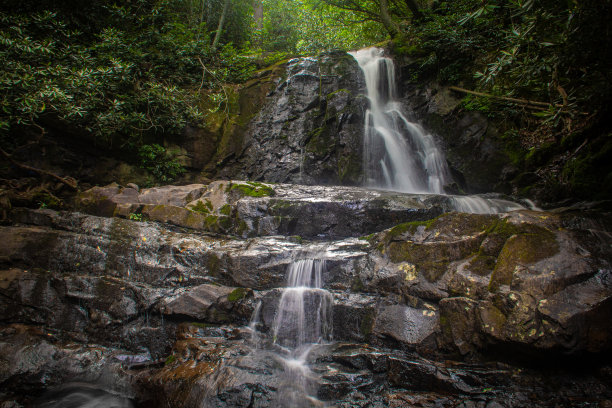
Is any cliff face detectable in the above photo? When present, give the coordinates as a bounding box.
[213,50,367,186]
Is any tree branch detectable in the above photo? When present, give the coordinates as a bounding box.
[449,86,562,108]
[0,148,78,190]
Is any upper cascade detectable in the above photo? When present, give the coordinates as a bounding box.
[350,47,452,194]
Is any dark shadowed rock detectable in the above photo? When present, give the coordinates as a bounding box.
[216,51,367,186]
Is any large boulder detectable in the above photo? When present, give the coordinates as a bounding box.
[367,210,612,357]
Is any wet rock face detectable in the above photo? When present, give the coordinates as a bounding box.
[75,181,449,239]
[398,81,516,194]
[2,182,612,406]
[217,51,367,186]
[368,210,612,356]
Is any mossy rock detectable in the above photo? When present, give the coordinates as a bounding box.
[227,287,248,302]
[385,217,440,241]
[305,126,333,157]
[489,228,559,291]
[386,239,481,282]
[466,253,497,277]
[140,204,207,230]
[228,181,275,197]
[190,199,213,214]
[203,214,233,233]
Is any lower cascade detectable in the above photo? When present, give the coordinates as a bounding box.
[272,259,332,348]
[251,258,333,407]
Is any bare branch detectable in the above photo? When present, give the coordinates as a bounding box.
[0,148,78,190]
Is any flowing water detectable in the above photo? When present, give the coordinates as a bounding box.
[350,47,535,214]
[250,258,333,407]
[350,47,451,194]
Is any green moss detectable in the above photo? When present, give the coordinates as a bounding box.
[217,216,232,230]
[189,322,212,328]
[236,220,249,236]
[227,287,247,302]
[305,126,331,156]
[382,214,499,282]
[325,88,350,100]
[219,204,231,216]
[489,228,559,291]
[165,355,176,365]
[205,215,218,229]
[386,218,438,240]
[230,182,275,197]
[270,199,293,210]
[191,200,211,214]
[359,233,376,243]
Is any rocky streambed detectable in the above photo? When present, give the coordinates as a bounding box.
[1,181,611,407]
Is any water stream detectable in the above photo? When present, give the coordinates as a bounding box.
[350,47,451,194]
[250,258,332,407]
[350,47,536,214]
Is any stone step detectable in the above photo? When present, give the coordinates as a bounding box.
[74,180,526,239]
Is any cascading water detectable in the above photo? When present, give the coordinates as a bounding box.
[350,47,452,194]
[248,258,333,407]
[350,47,534,215]
[272,259,332,348]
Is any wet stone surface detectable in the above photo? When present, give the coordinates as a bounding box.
[1,186,611,406]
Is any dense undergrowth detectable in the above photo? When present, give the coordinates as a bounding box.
[391,0,612,201]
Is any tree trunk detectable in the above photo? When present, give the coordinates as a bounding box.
[253,0,263,47]
[199,0,205,26]
[212,0,230,51]
[379,0,401,37]
[253,0,263,30]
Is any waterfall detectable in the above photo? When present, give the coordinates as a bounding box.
[350,47,451,194]
[246,258,332,407]
[272,259,333,348]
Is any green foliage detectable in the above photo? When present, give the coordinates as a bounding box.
[0,0,257,161]
[128,213,144,222]
[0,6,206,147]
[256,0,386,54]
[34,192,62,210]
[138,144,185,182]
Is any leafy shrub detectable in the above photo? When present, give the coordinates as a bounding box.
[138,144,185,182]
